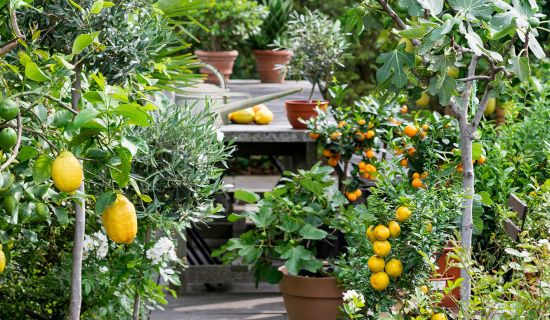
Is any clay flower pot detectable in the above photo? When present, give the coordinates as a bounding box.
[284,100,328,129]
[195,50,239,84]
[278,273,343,320]
[431,247,461,308]
[253,49,293,83]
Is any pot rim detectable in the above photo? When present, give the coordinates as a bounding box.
[253,49,294,56]
[285,100,328,105]
[194,50,239,57]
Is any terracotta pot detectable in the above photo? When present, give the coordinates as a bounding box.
[433,247,460,308]
[278,273,343,320]
[195,50,239,84]
[253,49,293,83]
[284,100,329,129]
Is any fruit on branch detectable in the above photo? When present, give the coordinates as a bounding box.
[0,128,17,151]
[370,271,390,291]
[0,244,5,273]
[368,255,385,273]
[446,67,459,79]
[431,313,447,320]
[484,98,496,116]
[373,240,391,257]
[395,206,412,222]
[385,259,403,278]
[0,98,19,121]
[373,225,390,241]
[366,226,375,243]
[388,221,401,238]
[101,194,138,244]
[51,151,83,193]
[415,92,430,108]
[398,38,413,53]
[404,125,419,137]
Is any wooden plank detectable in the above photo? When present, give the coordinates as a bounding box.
[223,175,280,193]
[508,194,528,221]
[503,219,521,241]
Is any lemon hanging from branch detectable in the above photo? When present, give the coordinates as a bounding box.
[51,151,83,193]
[101,194,137,244]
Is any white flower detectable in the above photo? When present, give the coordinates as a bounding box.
[99,266,108,273]
[343,290,364,304]
[216,130,225,143]
[146,237,179,265]
[82,231,109,260]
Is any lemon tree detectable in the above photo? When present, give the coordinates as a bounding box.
[0,0,221,318]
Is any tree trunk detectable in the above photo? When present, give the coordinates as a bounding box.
[458,120,475,308]
[69,66,85,320]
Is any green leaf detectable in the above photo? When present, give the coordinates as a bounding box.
[281,246,317,275]
[107,85,129,102]
[25,62,50,82]
[72,32,98,55]
[471,143,483,160]
[472,200,484,235]
[397,0,424,16]
[428,74,458,106]
[90,0,104,14]
[110,147,132,188]
[73,108,100,129]
[234,189,260,204]
[298,224,328,240]
[54,207,69,226]
[17,146,38,162]
[477,191,493,206]
[121,136,148,156]
[376,46,415,88]
[396,26,428,39]
[449,0,493,20]
[114,104,150,126]
[278,215,300,233]
[95,191,116,214]
[417,0,443,15]
[249,206,275,228]
[509,56,530,81]
[33,155,52,184]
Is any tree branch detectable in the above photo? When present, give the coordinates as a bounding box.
[0,8,25,57]
[12,91,78,115]
[471,85,493,129]
[458,75,490,82]
[0,112,23,172]
[376,0,420,46]
[459,55,479,117]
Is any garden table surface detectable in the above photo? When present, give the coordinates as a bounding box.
[221,79,322,170]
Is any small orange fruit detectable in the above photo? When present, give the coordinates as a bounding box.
[404,125,419,137]
[368,255,385,273]
[394,148,404,155]
[396,206,412,222]
[426,221,433,232]
[477,154,486,164]
[421,171,428,178]
[400,158,408,167]
[456,164,463,172]
[420,285,429,294]
[322,149,332,158]
[422,124,429,131]
[407,147,416,156]
[420,131,427,139]
[400,105,408,114]
[309,132,320,140]
[358,119,366,126]
[365,149,375,159]
[328,157,338,167]
[354,189,362,198]
[412,178,426,189]
[412,172,420,179]
[338,120,346,128]
[355,132,366,141]
[431,313,447,320]
[346,192,357,202]
[364,164,377,174]
[365,130,375,139]
[388,221,401,238]
[373,240,391,257]
[330,132,342,140]
[366,226,375,242]
[373,225,390,241]
[385,259,403,278]
[370,272,390,291]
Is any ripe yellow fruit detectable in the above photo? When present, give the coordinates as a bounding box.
[426,221,433,232]
[412,178,426,189]
[365,149,375,159]
[368,255,385,272]
[252,104,268,113]
[484,98,496,116]
[404,125,419,137]
[446,67,459,78]
[385,259,403,278]
[373,240,391,257]
[254,107,273,125]
[52,151,83,193]
[396,206,412,222]
[365,130,375,139]
[398,38,414,53]
[0,248,5,273]
[366,226,375,243]
[229,108,254,124]
[477,154,487,164]
[420,285,429,294]
[415,92,430,108]
[102,194,138,244]
[370,271,390,291]
[388,221,401,238]
[431,313,447,320]
[374,225,390,241]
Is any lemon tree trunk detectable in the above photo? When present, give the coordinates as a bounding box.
[69,68,85,320]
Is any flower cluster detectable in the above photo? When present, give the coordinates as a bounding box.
[146,237,178,265]
[342,289,365,319]
[83,231,109,260]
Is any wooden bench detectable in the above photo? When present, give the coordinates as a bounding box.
[503,194,529,241]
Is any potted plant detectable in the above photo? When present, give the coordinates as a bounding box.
[192,0,268,83]
[213,164,349,320]
[251,0,294,83]
[275,10,349,129]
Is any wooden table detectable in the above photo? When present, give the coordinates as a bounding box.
[221,80,321,171]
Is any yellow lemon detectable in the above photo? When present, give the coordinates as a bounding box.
[0,248,5,273]
[431,313,447,320]
[252,104,268,113]
[415,92,430,108]
[388,221,401,238]
[385,259,403,278]
[230,108,254,124]
[368,255,385,273]
[254,107,273,125]
[396,206,412,222]
[370,271,390,291]
[366,226,375,243]
[374,225,390,241]
[373,240,391,257]
[102,194,138,244]
[52,151,83,193]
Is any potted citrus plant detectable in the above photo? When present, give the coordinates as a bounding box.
[192,0,268,83]
[251,0,294,83]
[213,164,350,320]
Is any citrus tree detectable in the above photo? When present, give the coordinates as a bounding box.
[0,0,220,318]
[347,0,547,303]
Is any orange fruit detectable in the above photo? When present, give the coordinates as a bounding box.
[370,272,390,291]
[365,149,375,159]
[322,149,332,158]
[400,105,408,114]
[374,225,390,241]
[346,192,357,202]
[385,259,403,278]
[420,131,427,139]
[421,171,428,178]
[388,221,401,238]
[338,121,346,128]
[477,155,486,164]
[364,164,376,174]
[400,158,408,167]
[422,124,429,131]
[366,226,375,242]
[309,132,320,140]
[431,314,447,320]
[328,158,338,167]
[394,148,404,155]
[358,119,366,126]
[426,221,433,232]
[373,240,391,257]
[358,161,367,170]
[330,132,342,140]
[355,132,365,141]
[354,189,362,198]
[404,125,419,137]
[412,178,426,189]
[456,164,463,172]
[368,255,385,272]
[365,130,375,139]
[420,285,429,294]
[412,172,420,179]
[407,147,416,156]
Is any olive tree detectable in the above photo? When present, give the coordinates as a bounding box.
[348,0,546,305]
